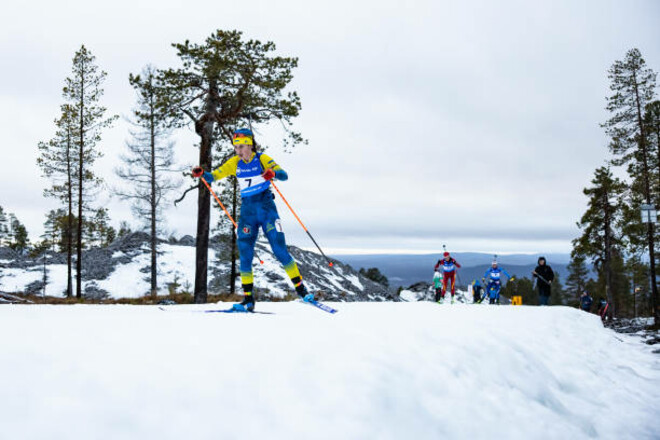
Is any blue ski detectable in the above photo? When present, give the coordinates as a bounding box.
[303,299,338,314]
[205,309,274,315]
[158,306,274,315]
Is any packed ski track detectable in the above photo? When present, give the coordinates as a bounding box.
[1,302,658,440]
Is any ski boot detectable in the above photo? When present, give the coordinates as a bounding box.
[451,296,455,304]
[296,284,315,303]
[232,294,255,312]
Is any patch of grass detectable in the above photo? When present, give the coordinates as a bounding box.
[4,288,311,305]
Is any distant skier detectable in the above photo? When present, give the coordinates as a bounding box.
[579,291,593,312]
[434,252,461,303]
[192,128,313,312]
[471,279,483,304]
[433,271,443,302]
[532,256,555,306]
[483,261,513,304]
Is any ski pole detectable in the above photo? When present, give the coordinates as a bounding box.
[199,177,264,265]
[533,271,551,285]
[269,180,334,268]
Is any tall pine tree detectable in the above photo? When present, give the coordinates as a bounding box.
[573,167,627,315]
[62,45,117,298]
[602,48,659,324]
[565,253,590,306]
[37,104,77,297]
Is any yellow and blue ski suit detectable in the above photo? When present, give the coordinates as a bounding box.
[210,152,303,294]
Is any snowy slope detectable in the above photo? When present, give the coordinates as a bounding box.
[1,303,657,439]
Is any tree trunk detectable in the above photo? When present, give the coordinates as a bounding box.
[230,177,237,295]
[66,133,73,298]
[603,190,614,315]
[76,83,84,299]
[194,133,211,303]
[633,75,659,325]
[150,100,157,298]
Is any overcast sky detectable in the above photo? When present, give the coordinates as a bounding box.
[1,0,659,255]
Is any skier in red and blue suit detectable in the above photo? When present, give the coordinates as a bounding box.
[434,252,461,301]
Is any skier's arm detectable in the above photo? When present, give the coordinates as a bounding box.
[454,259,461,269]
[210,156,240,181]
[260,154,288,181]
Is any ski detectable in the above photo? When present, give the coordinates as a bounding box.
[302,299,338,314]
[205,309,275,315]
[158,306,274,315]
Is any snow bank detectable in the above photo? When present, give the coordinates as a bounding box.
[0,303,657,439]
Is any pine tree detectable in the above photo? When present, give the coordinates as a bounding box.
[626,255,650,317]
[602,48,659,324]
[549,272,566,306]
[116,65,179,298]
[502,277,536,305]
[7,214,29,252]
[117,221,132,239]
[62,45,118,298]
[573,167,627,314]
[565,253,590,306]
[0,206,8,245]
[84,208,116,248]
[359,268,390,287]
[43,209,64,253]
[157,30,304,303]
[643,100,660,200]
[37,105,77,297]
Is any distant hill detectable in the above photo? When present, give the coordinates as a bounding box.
[332,252,571,289]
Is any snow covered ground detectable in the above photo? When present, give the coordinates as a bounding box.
[1,303,658,439]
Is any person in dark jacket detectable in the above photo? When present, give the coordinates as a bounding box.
[579,291,593,312]
[532,256,554,306]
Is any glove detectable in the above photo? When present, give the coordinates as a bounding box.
[509,277,516,282]
[262,168,275,181]
[201,171,214,183]
[274,169,288,181]
[192,167,203,178]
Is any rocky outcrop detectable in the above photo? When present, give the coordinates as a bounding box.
[0,232,394,301]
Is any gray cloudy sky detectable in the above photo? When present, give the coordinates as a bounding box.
[1,0,659,254]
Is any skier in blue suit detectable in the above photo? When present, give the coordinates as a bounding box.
[482,261,513,304]
[192,128,313,312]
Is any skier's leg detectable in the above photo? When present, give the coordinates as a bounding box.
[441,275,448,298]
[236,214,259,311]
[262,203,309,299]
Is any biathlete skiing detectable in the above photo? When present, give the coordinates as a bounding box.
[434,252,461,303]
[192,128,314,312]
[482,261,514,304]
